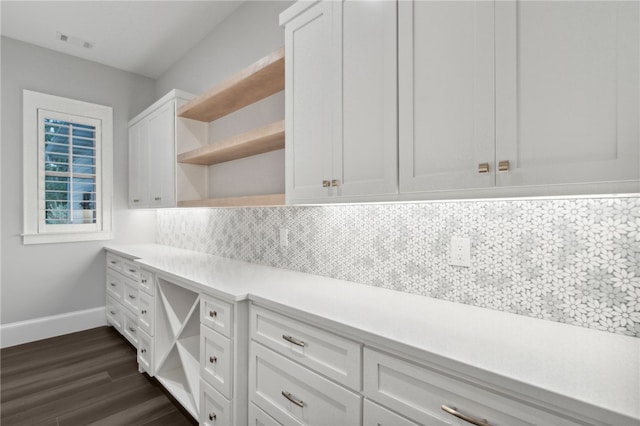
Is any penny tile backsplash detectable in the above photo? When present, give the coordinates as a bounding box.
[157,196,640,337]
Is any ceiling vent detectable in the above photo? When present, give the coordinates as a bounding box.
[56,32,94,49]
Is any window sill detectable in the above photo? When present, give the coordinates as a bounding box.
[22,231,113,245]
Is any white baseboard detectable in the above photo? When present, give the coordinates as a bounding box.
[0,306,107,348]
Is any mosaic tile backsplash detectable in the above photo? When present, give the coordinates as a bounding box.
[157,197,640,337]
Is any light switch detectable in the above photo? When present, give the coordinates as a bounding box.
[450,237,471,267]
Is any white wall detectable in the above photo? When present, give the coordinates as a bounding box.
[156,0,294,198]
[1,37,157,324]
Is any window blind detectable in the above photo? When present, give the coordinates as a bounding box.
[43,118,97,225]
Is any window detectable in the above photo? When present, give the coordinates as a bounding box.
[23,90,113,244]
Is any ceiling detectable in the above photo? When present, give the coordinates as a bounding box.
[0,1,243,79]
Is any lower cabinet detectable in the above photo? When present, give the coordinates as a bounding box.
[200,379,233,425]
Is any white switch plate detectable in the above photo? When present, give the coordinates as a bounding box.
[279,228,289,247]
[450,237,471,267]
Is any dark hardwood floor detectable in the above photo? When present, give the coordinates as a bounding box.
[1,326,197,426]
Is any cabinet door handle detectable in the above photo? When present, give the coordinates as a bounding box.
[133,199,140,203]
[331,179,340,187]
[498,160,510,172]
[129,294,137,300]
[110,260,117,264]
[478,163,489,173]
[441,405,491,426]
[129,268,137,273]
[154,196,161,201]
[209,310,217,318]
[209,355,217,364]
[282,334,306,347]
[322,180,330,188]
[209,413,217,421]
[281,390,305,408]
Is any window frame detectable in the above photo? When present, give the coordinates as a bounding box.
[23,90,113,244]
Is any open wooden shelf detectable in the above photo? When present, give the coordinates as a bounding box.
[177,47,285,122]
[178,193,285,208]
[177,120,284,165]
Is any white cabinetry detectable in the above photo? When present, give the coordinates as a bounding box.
[400,0,639,195]
[105,253,140,348]
[281,0,397,204]
[128,89,207,208]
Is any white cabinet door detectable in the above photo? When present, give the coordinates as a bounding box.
[284,0,334,203]
[399,0,495,193]
[495,1,639,188]
[337,0,397,198]
[284,0,398,203]
[128,119,148,208]
[147,100,176,208]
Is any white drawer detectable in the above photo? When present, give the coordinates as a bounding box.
[138,291,154,336]
[251,305,361,390]
[122,308,139,348]
[250,343,361,426]
[122,277,139,313]
[363,399,420,426]
[121,259,140,281]
[201,325,233,398]
[106,296,123,333]
[139,269,155,296]
[201,379,232,426]
[249,403,282,426]
[137,328,154,375]
[201,294,233,338]
[106,253,123,273]
[363,348,586,426]
[106,270,123,301]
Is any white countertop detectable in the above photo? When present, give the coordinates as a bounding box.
[105,244,640,423]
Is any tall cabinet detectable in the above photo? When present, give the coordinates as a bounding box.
[399,0,639,194]
[281,0,398,204]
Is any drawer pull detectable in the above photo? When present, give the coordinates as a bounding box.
[209,413,216,421]
[128,327,136,333]
[129,294,137,300]
[141,309,147,315]
[209,355,217,364]
[110,260,117,264]
[141,348,146,354]
[128,268,137,273]
[109,310,116,315]
[281,390,305,408]
[441,405,490,426]
[209,310,217,318]
[282,334,306,347]
[110,282,116,287]
[141,279,147,284]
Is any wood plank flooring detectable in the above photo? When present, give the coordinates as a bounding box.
[1,326,197,426]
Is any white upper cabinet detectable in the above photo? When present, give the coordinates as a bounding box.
[146,100,176,208]
[282,0,398,204]
[399,1,495,193]
[494,1,639,188]
[128,119,149,208]
[400,0,639,196]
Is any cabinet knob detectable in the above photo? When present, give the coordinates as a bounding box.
[498,160,510,172]
[331,179,340,187]
[209,413,217,421]
[322,180,330,188]
[129,294,137,300]
[110,282,116,287]
[210,355,217,364]
[141,309,147,315]
[209,310,217,318]
[478,163,489,174]
[128,327,136,333]
[141,348,147,354]
[142,279,147,284]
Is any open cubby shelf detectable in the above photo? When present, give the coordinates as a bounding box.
[175,47,286,208]
[155,278,201,420]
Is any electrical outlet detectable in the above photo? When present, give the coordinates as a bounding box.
[279,228,289,247]
[450,237,471,267]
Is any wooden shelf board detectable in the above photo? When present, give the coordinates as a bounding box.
[177,47,285,122]
[178,193,285,208]
[177,120,285,165]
